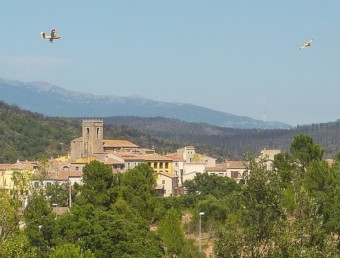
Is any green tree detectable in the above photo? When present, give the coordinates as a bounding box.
[80,160,116,209]
[158,208,184,257]
[277,187,339,257]
[24,193,56,257]
[0,191,21,242]
[273,152,295,187]
[11,170,32,200]
[0,232,37,258]
[119,163,158,221]
[215,156,287,257]
[45,182,69,207]
[183,173,241,198]
[179,238,206,258]
[333,152,340,162]
[290,134,324,170]
[189,195,229,238]
[50,243,94,258]
[56,208,164,257]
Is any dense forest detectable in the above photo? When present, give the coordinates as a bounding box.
[1,100,340,163]
[103,116,340,159]
[0,102,80,162]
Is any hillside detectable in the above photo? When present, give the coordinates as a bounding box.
[0,102,80,162]
[103,116,340,159]
[0,101,226,163]
[0,101,340,163]
[0,78,291,129]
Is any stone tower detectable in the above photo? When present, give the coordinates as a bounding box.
[70,119,104,161]
[82,119,104,157]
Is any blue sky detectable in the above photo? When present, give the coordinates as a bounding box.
[1,1,340,126]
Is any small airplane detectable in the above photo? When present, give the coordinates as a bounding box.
[40,29,61,43]
[300,39,313,50]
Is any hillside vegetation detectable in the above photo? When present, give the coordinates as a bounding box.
[0,102,80,162]
[104,116,340,159]
[1,100,340,163]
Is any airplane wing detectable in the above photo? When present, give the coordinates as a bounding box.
[300,39,313,50]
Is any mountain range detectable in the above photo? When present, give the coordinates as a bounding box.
[0,78,290,129]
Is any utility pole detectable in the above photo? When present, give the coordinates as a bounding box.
[69,181,72,208]
[199,212,205,253]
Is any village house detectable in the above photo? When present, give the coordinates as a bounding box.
[165,154,185,184]
[0,161,38,195]
[182,163,206,182]
[258,149,281,170]
[205,161,247,183]
[155,172,179,197]
[103,139,140,153]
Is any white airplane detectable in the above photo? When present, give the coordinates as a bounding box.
[40,29,61,43]
[300,39,313,50]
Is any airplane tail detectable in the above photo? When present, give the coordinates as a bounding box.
[40,32,46,39]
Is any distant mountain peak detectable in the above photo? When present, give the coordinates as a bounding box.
[0,78,291,129]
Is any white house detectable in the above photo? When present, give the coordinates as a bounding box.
[258,149,281,170]
[182,163,206,183]
[156,172,179,197]
[205,161,247,183]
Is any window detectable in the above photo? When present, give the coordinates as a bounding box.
[165,162,168,169]
[162,180,165,184]
[96,128,100,139]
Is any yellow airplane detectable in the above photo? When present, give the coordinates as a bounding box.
[300,39,313,50]
[40,28,61,43]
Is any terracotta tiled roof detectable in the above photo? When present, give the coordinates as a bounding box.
[205,166,226,172]
[165,154,185,161]
[0,164,13,170]
[68,170,83,177]
[116,153,144,161]
[101,157,124,165]
[225,161,246,169]
[103,140,139,148]
[45,171,83,181]
[140,153,173,161]
[205,161,246,171]
[0,162,37,171]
